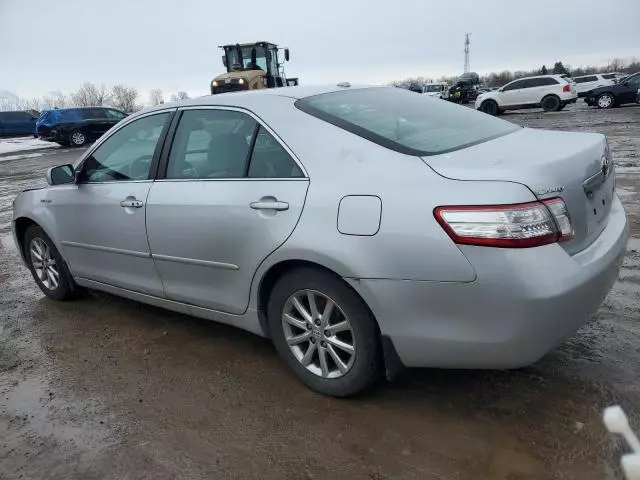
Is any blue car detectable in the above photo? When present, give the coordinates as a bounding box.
[36,106,127,146]
[0,111,38,138]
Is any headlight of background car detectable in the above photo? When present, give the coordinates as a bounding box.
[212,81,218,87]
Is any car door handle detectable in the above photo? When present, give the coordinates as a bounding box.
[120,199,144,208]
[250,200,289,211]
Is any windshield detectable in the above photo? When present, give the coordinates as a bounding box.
[226,45,268,71]
[295,87,520,156]
[424,85,444,92]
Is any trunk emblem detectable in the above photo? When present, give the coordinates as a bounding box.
[534,186,565,196]
[601,155,611,178]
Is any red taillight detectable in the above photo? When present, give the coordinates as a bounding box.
[563,84,571,92]
[434,198,573,248]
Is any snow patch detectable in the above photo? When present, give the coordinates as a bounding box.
[0,137,59,155]
[0,152,44,162]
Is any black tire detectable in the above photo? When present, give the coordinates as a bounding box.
[596,93,615,109]
[68,129,87,147]
[480,100,499,115]
[23,225,78,301]
[541,95,561,112]
[267,268,382,397]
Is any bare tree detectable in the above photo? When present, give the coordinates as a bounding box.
[149,88,164,106]
[170,91,190,101]
[51,90,69,108]
[111,84,139,113]
[71,82,111,106]
[0,98,16,111]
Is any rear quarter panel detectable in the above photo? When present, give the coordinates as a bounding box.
[243,97,538,293]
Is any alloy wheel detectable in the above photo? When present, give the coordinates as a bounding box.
[30,237,60,290]
[71,131,85,145]
[282,289,356,379]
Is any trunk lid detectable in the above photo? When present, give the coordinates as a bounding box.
[422,128,613,254]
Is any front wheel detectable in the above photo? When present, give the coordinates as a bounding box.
[596,93,615,109]
[480,100,499,115]
[268,268,382,397]
[24,225,78,300]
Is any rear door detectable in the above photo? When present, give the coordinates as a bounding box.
[146,107,309,314]
[81,108,110,140]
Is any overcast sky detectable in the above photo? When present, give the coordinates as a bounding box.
[1,0,638,100]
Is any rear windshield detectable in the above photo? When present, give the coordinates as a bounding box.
[295,87,520,156]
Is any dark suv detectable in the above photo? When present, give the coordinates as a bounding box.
[36,107,127,146]
[0,111,38,137]
[584,72,640,109]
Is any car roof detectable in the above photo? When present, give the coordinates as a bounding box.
[141,84,379,114]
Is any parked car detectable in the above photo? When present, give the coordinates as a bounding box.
[600,72,626,83]
[475,75,577,114]
[36,106,127,146]
[0,110,38,138]
[573,74,615,97]
[422,82,449,99]
[13,86,627,396]
[584,72,640,108]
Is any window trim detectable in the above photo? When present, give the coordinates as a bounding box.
[75,109,176,184]
[155,105,308,181]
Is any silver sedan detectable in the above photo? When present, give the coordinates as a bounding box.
[12,85,628,396]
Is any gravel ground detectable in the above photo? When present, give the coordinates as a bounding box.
[0,102,639,480]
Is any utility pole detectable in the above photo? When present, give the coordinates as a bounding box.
[464,33,471,73]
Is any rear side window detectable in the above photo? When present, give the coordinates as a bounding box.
[248,126,303,178]
[82,108,107,120]
[602,74,616,80]
[105,109,126,120]
[532,77,559,86]
[576,76,598,83]
[295,87,520,156]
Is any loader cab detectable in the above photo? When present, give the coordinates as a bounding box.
[212,41,291,94]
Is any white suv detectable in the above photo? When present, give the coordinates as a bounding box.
[573,74,615,96]
[475,75,577,115]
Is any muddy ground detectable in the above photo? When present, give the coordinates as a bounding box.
[1,103,639,480]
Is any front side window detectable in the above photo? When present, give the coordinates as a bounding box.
[79,113,169,182]
[503,80,525,91]
[295,87,519,156]
[166,110,255,179]
[627,75,640,88]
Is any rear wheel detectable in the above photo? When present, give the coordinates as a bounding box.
[480,100,499,115]
[541,95,561,112]
[267,268,382,397]
[24,225,78,300]
[69,130,87,146]
[596,93,615,109]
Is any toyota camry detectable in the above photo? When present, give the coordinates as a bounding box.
[12,85,627,396]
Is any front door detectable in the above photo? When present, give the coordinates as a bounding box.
[498,79,528,107]
[52,110,173,296]
[620,75,640,104]
[146,108,309,314]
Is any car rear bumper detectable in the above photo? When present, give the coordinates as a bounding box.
[347,194,627,369]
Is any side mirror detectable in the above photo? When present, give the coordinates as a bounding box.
[221,55,227,67]
[46,164,75,186]
[284,48,290,62]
